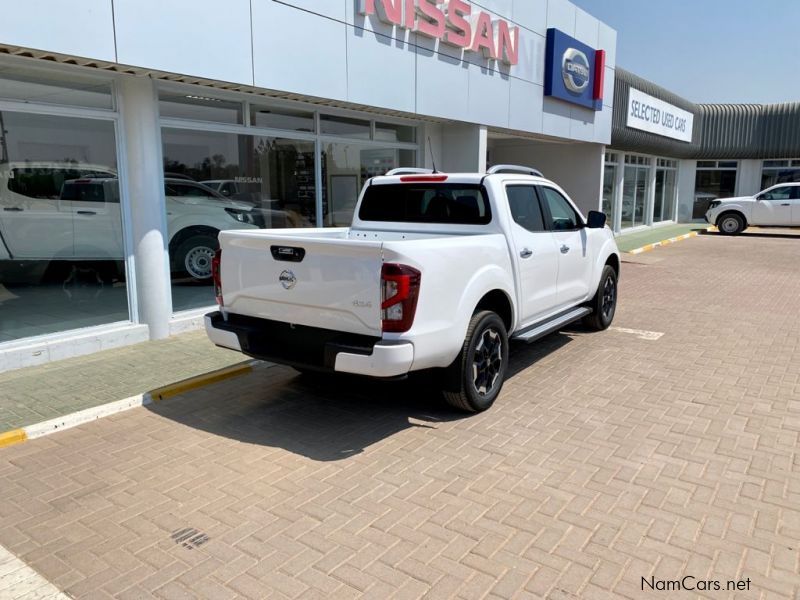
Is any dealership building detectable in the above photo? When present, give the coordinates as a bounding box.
[0,0,799,370]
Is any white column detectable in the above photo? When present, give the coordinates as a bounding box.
[613,155,624,233]
[118,76,172,340]
[645,156,657,226]
[736,159,762,196]
[677,159,697,222]
[441,124,487,172]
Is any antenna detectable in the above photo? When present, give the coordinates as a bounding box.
[427,136,438,173]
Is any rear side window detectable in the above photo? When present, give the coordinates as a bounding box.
[358,183,491,224]
[506,185,546,232]
[60,180,120,203]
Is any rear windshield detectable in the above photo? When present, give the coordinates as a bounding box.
[358,183,491,225]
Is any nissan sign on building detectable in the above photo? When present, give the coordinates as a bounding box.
[544,28,606,111]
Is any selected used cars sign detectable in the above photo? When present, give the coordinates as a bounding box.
[627,88,694,142]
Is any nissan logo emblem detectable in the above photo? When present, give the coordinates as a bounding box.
[279,269,296,290]
[562,47,590,94]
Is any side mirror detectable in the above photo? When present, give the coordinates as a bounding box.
[586,210,607,229]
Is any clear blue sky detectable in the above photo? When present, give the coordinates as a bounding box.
[570,0,800,104]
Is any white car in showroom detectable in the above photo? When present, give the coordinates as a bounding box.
[705,182,800,234]
[0,163,260,281]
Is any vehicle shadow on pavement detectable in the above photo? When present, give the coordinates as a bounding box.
[507,331,573,379]
[147,367,462,462]
[146,334,573,462]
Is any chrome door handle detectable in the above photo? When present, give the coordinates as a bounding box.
[520,248,533,258]
[560,244,570,254]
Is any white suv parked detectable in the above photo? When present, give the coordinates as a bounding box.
[705,182,800,234]
[0,163,260,280]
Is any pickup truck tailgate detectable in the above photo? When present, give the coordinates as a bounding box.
[219,230,383,336]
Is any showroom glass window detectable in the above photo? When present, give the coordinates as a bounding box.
[621,155,650,229]
[761,159,800,188]
[158,90,418,312]
[694,160,737,219]
[0,67,128,344]
[654,158,677,223]
[602,153,618,225]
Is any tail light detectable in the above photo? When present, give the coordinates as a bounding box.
[381,263,421,333]
[212,248,223,306]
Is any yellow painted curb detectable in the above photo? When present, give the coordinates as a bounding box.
[0,429,28,449]
[150,362,253,402]
[627,229,707,255]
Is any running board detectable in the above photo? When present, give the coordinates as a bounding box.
[512,307,592,343]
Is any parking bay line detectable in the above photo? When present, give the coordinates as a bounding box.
[609,327,664,341]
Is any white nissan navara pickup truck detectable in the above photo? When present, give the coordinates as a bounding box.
[206,165,620,412]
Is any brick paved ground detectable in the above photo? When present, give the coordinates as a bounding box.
[0,331,245,431]
[0,231,799,599]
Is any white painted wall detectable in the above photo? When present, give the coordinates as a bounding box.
[1,0,617,144]
[441,125,488,173]
[490,139,604,216]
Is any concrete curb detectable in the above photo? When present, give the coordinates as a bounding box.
[626,227,711,255]
[0,360,258,450]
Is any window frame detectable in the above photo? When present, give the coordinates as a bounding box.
[504,183,548,233]
[536,185,584,232]
[0,57,138,338]
[156,82,421,237]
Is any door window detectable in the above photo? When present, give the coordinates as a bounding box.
[539,187,580,231]
[506,185,546,232]
[760,186,793,200]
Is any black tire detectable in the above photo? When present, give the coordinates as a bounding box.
[442,310,509,413]
[583,264,618,331]
[173,234,219,282]
[717,212,745,235]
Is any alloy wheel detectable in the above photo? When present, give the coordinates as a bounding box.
[602,275,616,319]
[471,327,503,396]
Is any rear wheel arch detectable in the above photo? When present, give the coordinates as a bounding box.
[474,289,514,332]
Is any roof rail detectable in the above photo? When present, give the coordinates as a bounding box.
[486,164,544,177]
[385,168,436,176]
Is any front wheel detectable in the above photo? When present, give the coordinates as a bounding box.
[442,310,509,413]
[583,265,618,331]
[717,212,745,235]
[174,234,219,282]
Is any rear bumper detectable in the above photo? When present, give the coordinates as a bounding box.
[204,311,414,378]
